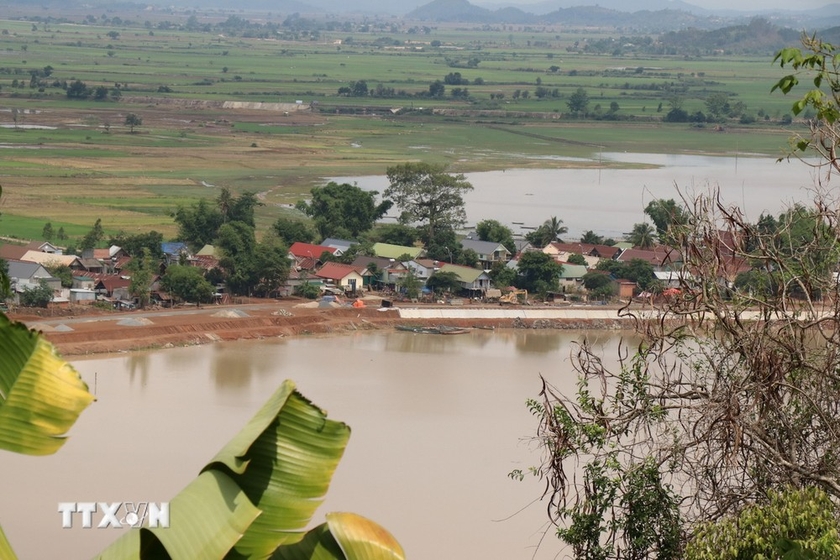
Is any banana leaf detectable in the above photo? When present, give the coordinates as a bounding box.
[100,380,358,559]
[0,525,18,560]
[270,512,406,560]
[0,314,94,455]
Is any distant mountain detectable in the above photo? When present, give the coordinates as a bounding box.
[480,0,708,16]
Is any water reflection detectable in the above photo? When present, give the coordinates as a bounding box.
[1,331,632,560]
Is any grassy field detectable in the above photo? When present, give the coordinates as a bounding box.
[0,12,811,241]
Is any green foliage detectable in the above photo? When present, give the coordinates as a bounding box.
[160,264,214,305]
[109,230,164,260]
[41,222,53,241]
[526,216,567,248]
[426,270,461,294]
[294,281,320,299]
[567,253,587,266]
[685,487,840,560]
[489,260,517,288]
[79,218,104,251]
[124,112,142,132]
[19,279,52,308]
[644,199,688,238]
[298,182,392,239]
[385,162,473,240]
[397,269,422,299]
[475,219,516,254]
[173,199,224,249]
[580,230,604,244]
[516,251,562,294]
[217,221,258,296]
[626,222,656,249]
[272,216,316,247]
[582,271,616,299]
[43,264,73,289]
[370,223,419,247]
[567,87,590,114]
[125,248,156,308]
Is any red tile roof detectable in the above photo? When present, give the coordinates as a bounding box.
[289,242,337,259]
[315,262,363,281]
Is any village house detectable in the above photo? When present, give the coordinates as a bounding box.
[161,242,192,266]
[314,262,366,294]
[404,259,442,284]
[349,256,407,289]
[321,238,356,256]
[616,247,683,271]
[6,260,59,304]
[459,238,510,269]
[288,242,337,271]
[557,263,588,292]
[436,263,492,295]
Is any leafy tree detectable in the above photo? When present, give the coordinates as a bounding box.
[57,226,66,241]
[428,80,445,97]
[66,79,89,99]
[626,222,656,249]
[219,188,261,227]
[566,253,587,266]
[582,270,616,299]
[425,271,461,294]
[294,281,320,299]
[125,248,156,308]
[580,230,604,244]
[475,219,516,254]
[567,87,589,114]
[645,199,688,239]
[124,112,142,133]
[298,182,392,239]
[160,264,214,306]
[704,91,731,120]
[397,268,422,299]
[526,216,567,248]
[370,223,419,247]
[685,487,840,560]
[272,216,316,247]
[216,221,258,296]
[109,230,164,260]
[489,260,517,288]
[0,257,9,300]
[458,248,479,268]
[172,199,224,249]
[19,279,52,307]
[43,264,73,288]
[79,218,104,251]
[385,163,473,242]
[42,222,53,241]
[515,251,562,295]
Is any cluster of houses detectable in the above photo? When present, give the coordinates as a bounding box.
[1,228,723,308]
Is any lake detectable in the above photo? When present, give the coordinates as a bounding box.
[0,330,630,560]
[331,153,828,239]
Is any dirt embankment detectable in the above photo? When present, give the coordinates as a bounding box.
[9,300,635,357]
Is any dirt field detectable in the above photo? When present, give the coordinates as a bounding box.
[9,297,633,357]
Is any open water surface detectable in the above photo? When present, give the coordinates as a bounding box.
[0,330,632,560]
[332,153,829,239]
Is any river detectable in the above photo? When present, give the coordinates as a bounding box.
[332,153,829,239]
[0,330,631,560]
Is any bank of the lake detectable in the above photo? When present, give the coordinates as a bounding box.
[13,299,639,357]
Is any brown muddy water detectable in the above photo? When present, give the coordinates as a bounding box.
[0,330,631,560]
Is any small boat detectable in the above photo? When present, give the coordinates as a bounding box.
[437,326,470,335]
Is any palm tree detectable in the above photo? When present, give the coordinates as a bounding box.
[627,222,656,249]
[539,216,568,246]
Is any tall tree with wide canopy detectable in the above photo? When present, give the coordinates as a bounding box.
[384,163,473,242]
[298,182,391,239]
[645,198,689,239]
[526,216,568,248]
[626,222,656,249]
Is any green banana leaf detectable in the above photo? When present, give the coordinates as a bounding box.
[0,314,95,455]
[271,513,406,560]
[0,524,18,560]
[100,380,362,559]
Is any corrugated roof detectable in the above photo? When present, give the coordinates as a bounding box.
[371,243,423,260]
[289,242,336,259]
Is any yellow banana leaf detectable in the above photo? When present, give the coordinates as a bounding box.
[0,314,94,455]
[270,513,406,560]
